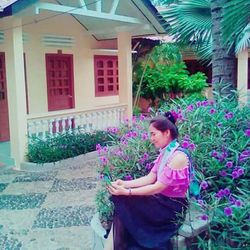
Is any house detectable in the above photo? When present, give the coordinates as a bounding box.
[0,0,167,169]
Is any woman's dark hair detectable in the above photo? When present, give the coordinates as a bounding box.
[150,112,178,139]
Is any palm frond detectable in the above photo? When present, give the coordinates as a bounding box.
[235,23,250,53]
[222,0,250,53]
[160,0,211,45]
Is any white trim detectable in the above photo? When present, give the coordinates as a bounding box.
[110,0,120,14]
[36,3,144,24]
[78,0,87,10]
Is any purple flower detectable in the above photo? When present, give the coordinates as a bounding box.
[211,151,218,158]
[139,114,146,121]
[102,146,108,153]
[234,200,243,207]
[189,143,196,151]
[170,110,179,121]
[219,170,227,177]
[216,189,228,198]
[141,133,149,141]
[201,100,209,106]
[224,112,234,120]
[237,168,244,176]
[226,161,233,168]
[100,156,108,165]
[107,127,119,134]
[182,141,189,149]
[224,207,233,217]
[231,171,239,179]
[187,105,194,112]
[145,163,153,171]
[132,131,138,137]
[99,174,104,180]
[196,101,202,107]
[125,175,133,180]
[96,144,102,151]
[224,188,231,196]
[142,153,149,160]
[244,129,250,137]
[200,214,209,221]
[200,181,208,190]
[239,150,250,162]
[209,108,216,114]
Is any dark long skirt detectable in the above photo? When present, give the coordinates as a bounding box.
[111,194,188,250]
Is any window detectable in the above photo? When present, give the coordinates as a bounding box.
[94,55,119,96]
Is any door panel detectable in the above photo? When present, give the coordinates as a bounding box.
[0,53,10,142]
[46,54,74,111]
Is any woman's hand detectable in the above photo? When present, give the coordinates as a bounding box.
[107,183,129,196]
[113,179,125,187]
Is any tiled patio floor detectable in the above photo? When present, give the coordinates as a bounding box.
[0,159,100,250]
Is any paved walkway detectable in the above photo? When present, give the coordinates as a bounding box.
[0,158,100,250]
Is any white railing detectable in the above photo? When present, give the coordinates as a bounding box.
[27,105,127,139]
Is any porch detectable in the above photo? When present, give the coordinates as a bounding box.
[0,0,167,169]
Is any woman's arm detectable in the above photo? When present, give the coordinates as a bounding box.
[114,172,156,188]
[108,181,166,196]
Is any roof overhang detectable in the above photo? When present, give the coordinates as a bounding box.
[0,0,168,40]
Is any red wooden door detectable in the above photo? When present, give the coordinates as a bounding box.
[46,54,75,111]
[0,53,10,142]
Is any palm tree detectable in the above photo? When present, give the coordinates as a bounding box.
[159,0,250,97]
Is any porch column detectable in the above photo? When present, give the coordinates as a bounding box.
[4,17,27,169]
[237,49,248,104]
[117,32,132,119]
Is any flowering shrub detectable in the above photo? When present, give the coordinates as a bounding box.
[96,92,250,248]
[160,93,250,248]
[95,115,157,227]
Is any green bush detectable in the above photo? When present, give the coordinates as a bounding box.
[134,61,208,105]
[27,129,113,164]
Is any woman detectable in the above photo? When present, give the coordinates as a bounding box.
[106,112,191,250]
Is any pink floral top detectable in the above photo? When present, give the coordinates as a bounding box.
[150,150,190,198]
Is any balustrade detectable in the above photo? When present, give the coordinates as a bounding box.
[27,105,126,140]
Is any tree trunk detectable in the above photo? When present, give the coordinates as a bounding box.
[211,0,237,98]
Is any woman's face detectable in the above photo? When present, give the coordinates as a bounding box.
[149,124,169,149]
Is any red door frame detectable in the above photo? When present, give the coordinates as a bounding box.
[45,53,75,111]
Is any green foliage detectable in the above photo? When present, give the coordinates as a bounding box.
[134,61,208,103]
[95,189,114,230]
[133,106,142,116]
[133,43,183,105]
[27,129,112,164]
[160,89,250,249]
[96,88,250,248]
